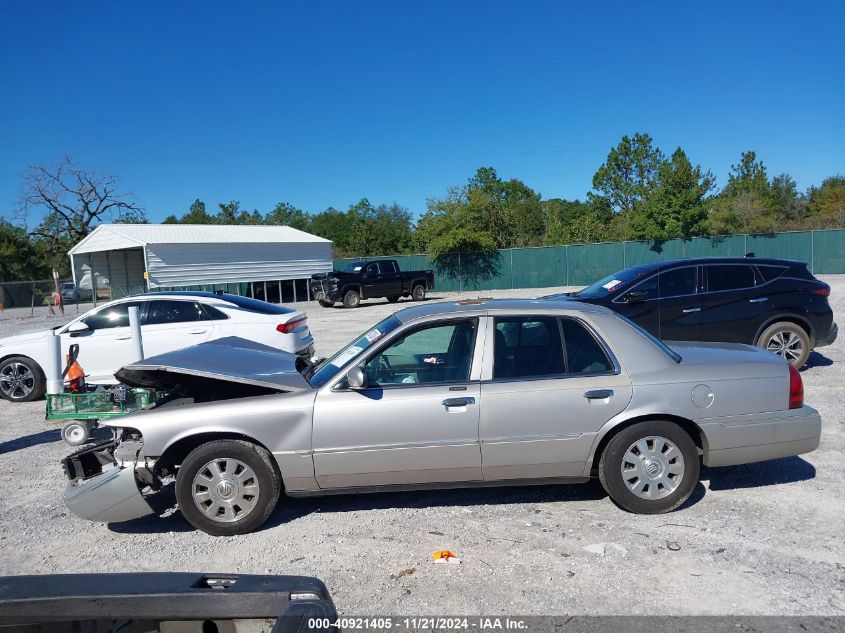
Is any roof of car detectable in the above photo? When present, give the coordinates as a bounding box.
[624,256,806,274]
[393,298,613,323]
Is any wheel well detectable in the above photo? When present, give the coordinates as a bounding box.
[754,315,814,346]
[154,432,278,480]
[589,414,704,477]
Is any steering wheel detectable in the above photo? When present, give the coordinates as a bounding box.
[376,355,397,382]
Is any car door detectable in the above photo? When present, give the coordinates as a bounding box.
[141,300,214,358]
[59,300,147,383]
[311,317,484,488]
[360,262,383,299]
[611,274,660,336]
[656,265,702,341]
[378,260,403,296]
[696,264,765,343]
[480,315,632,480]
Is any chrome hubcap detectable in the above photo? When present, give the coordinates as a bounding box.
[192,458,259,523]
[767,330,803,362]
[0,362,35,399]
[621,436,685,500]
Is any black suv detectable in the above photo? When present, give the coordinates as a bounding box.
[543,257,837,367]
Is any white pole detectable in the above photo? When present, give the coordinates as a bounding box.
[45,332,63,395]
[128,306,144,361]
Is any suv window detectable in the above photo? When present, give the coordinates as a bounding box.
[625,274,659,301]
[658,267,697,298]
[82,301,146,331]
[147,300,208,325]
[364,319,477,386]
[756,265,788,283]
[560,318,614,375]
[494,317,565,379]
[707,264,756,292]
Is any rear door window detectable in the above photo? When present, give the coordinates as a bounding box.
[378,260,398,274]
[146,300,208,324]
[493,317,565,379]
[706,265,756,292]
[560,318,614,375]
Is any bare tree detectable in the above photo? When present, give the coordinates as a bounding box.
[19,156,145,247]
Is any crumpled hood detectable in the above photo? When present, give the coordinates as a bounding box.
[114,336,312,393]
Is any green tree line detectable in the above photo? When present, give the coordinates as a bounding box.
[2,133,843,281]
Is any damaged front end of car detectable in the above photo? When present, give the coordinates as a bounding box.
[62,430,159,523]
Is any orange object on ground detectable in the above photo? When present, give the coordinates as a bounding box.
[431,550,460,564]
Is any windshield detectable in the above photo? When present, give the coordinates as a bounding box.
[616,314,682,363]
[307,315,402,387]
[340,261,365,273]
[575,265,654,299]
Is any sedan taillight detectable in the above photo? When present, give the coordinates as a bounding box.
[788,364,804,409]
[276,317,306,334]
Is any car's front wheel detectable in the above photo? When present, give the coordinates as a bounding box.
[757,322,811,368]
[175,439,282,536]
[599,420,699,514]
[318,298,334,308]
[0,356,45,402]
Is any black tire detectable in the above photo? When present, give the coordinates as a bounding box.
[599,420,699,514]
[0,355,45,402]
[318,298,334,308]
[411,283,426,301]
[175,439,282,536]
[756,321,811,368]
[387,296,400,303]
[342,289,360,308]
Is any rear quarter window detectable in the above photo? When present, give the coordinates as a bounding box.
[756,265,789,283]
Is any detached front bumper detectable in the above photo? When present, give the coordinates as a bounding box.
[309,279,341,303]
[63,442,154,524]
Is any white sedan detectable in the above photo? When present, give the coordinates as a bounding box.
[0,292,315,402]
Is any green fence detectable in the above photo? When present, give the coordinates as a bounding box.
[334,229,845,292]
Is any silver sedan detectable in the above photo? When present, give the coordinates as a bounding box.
[62,299,822,535]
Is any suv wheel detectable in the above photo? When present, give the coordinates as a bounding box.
[343,289,360,308]
[0,356,45,402]
[175,440,282,536]
[757,322,811,368]
[599,420,699,514]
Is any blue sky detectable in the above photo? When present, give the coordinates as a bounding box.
[1,1,842,223]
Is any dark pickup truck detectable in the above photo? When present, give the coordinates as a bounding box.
[310,259,435,308]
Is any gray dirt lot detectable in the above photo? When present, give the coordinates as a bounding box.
[0,280,843,615]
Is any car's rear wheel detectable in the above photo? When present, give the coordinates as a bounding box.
[599,420,699,514]
[0,356,45,402]
[757,322,811,368]
[387,296,400,303]
[175,440,281,536]
[412,284,426,301]
[343,289,360,308]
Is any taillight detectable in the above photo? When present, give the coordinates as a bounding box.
[788,364,804,409]
[276,317,306,334]
[811,285,830,297]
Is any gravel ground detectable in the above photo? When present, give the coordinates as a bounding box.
[0,281,843,615]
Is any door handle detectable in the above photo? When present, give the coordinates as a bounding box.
[584,389,614,400]
[442,397,476,407]
[749,297,768,303]
[682,307,701,313]
[114,334,131,340]
[188,329,208,334]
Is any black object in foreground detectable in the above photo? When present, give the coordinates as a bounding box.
[0,572,337,633]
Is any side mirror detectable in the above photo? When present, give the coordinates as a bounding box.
[623,291,647,304]
[67,322,89,335]
[346,366,368,390]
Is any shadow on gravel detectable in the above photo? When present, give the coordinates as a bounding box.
[0,428,61,455]
[804,351,833,369]
[266,479,613,527]
[703,456,816,491]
